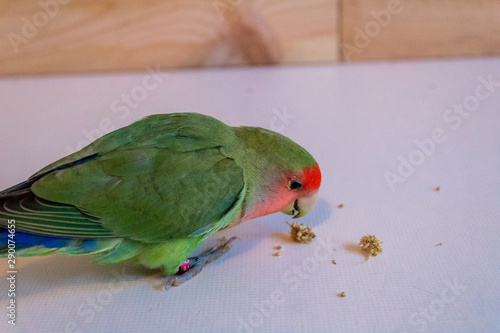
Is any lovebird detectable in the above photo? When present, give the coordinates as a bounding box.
[0,113,321,288]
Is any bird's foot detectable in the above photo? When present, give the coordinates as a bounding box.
[161,236,240,290]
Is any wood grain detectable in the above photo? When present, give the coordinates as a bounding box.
[2,0,498,75]
[342,0,500,61]
[0,0,339,76]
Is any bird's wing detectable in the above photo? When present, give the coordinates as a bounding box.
[0,113,245,242]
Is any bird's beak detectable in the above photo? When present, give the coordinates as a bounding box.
[281,192,319,219]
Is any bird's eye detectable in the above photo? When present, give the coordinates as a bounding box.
[289,180,302,190]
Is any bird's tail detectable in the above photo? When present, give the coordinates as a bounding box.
[0,228,140,263]
[0,171,141,263]
[0,192,140,263]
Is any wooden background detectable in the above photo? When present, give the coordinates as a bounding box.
[0,0,499,76]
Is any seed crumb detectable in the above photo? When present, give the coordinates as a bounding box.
[275,245,282,250]
[331,260,336,265]
[338,292,346,297]
[337,204,344,208]
[286,221,316,244]
[359,235,383,259]
[435,186,440,191]
[274,252,282,256]
[435,243,443,247]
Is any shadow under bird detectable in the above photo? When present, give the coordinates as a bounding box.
[0,113,321,288]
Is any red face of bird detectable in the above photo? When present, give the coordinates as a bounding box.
[280,163,322,219]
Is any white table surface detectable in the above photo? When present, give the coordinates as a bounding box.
[1,58,499,333]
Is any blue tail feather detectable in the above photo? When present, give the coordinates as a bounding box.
[0,228,74,249]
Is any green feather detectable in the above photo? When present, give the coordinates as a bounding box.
[0,193,112,238]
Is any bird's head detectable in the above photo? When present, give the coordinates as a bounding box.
[280,163,321,218]
[236,127,322,222]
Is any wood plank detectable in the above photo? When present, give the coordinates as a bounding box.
[0,0,339,76]
[342,0,500,61]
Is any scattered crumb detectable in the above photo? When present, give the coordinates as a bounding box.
[435,243,443,247]
[286,221,316,244]
[331,260,336,265]
[359,235,383,259]
[274,251,282,257]
[435,186,440,191]
[275,245,282,250]
[338,292,346,297]
[337,204,344,208]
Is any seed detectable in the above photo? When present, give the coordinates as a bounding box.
[359,235,383,259]
[286,221,316,244]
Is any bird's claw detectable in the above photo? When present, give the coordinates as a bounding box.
[160,236,240,290]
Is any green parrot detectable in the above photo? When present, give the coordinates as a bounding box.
[0,113,321,288]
